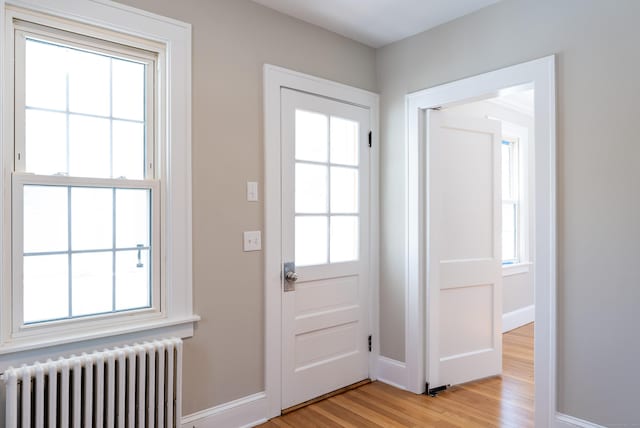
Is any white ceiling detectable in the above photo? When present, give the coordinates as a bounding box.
[489,89,534,116]
[251,0,500,48]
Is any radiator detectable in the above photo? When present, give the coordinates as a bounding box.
[2,337,182,428]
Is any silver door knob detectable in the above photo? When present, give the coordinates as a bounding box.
[285,271,298,282]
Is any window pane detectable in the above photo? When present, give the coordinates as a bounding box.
[112,59,145,121]
[116,188,150,248]
[69,115,111,178]
[295,216,327,266]
[23,185,68,253]
[330,167,358,213]
[113,120,145,179]
[25,39,66,110]
[71,187,113,251]
[71,252,113,316]
[502,202,517,262]
[295,163,327,214]
[115,250,150,311]
[68,48,110,116]
[295,110,328,162]
[24,254,69,323]
[330,116,358,166]
[330,216,358,263]
[502,142,514,200]
[25,110,67,175]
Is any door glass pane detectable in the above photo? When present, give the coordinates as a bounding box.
[330,167,358,213]
[112,120,145,179]
[330,116,359,166]
[69,115,111,178]
[502,202,517,262]
[330,216,358,263]
[67,48,110,116]
[295,163,328,214]
[25,39,67,111]
[295,216,327,266]
[116,188,150,248]
[115,250,150,310]
[71,252,113,316]
[25,110,67,175]
[112,59,145,121]
[23,185,68,253]
[23,254,69,323]
[295,110,328,162]
[71,187,113,251]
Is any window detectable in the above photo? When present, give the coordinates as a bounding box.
[1,4,195,353]
[14,23,160,327]
[501,138,520,264]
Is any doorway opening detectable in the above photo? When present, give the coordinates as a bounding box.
[405,56,557,425]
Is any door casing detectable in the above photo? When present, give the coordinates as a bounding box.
[405,56,557,427]
[264,65,380,418]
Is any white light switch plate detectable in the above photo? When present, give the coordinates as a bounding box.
[243,231,261,251]
[247,181,258,201]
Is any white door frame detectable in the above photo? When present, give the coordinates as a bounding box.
[405,56,557,426]
[264,65,380,418]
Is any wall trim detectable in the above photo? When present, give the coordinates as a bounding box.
[181,392,268,428]
[376,356,407,390]
[263,64,380,418]
[502,304,534,333]
[405,55,557,427]
[556,413,607,428]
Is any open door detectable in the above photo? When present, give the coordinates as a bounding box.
[426,109,503,393]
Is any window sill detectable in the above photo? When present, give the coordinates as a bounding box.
[0,314,200,367]
[503,262,531,277]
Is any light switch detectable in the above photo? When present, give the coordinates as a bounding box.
[243,231,262,251]
[247,181,258,202]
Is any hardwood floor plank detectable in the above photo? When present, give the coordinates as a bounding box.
[258,323,534,427]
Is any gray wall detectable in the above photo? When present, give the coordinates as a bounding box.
[377,0,640,424]
[115,0,376,414]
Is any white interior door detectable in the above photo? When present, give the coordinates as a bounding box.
[281,88,370,409]
[426,109,503,391]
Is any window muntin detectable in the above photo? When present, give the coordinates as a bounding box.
[501,139,520,264]
[13,22,160,329]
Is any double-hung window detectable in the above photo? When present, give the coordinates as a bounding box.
[501,138,520,264]
[5,11,176,344]
[2,2,193,356]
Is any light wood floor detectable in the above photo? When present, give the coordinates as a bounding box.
[259,323,534,427]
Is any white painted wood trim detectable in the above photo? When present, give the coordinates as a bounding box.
[556,413,607,428]
[502,304,534,333]
[376,356,407,390]
[503,262,531,276]
[405,55,557,426]
[181,392,268,428]
[263,64,379,418]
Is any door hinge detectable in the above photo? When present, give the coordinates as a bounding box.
[368,335,372,352]
[368,131,372,148]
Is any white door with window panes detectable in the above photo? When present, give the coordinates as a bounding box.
[11,23,160,332]
[281,88,370,409]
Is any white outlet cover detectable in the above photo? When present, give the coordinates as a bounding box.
[243,230,262,251]
[247,181,259,202]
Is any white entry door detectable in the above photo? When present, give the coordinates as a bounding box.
[426,109,503,392]
[280,88,370,409]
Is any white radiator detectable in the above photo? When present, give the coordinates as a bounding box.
[2,337,182,428]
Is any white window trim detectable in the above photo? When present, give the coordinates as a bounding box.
[0,0,197,363]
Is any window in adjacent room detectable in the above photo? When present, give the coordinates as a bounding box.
[501,138,520,264]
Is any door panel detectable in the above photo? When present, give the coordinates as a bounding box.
[426,110,502,390]
[281,88,370,409]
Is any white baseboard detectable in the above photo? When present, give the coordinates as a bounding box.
[181,392,268,428]
[502,304,535,333]
[376,356,407,390]
[556,412,607,428]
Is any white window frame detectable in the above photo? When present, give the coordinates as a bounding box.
[0,0,196,362]
[502,136,520,265]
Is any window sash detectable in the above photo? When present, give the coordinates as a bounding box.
[13,23,156,180]
[11,173,162,334]
[502,139,520,264]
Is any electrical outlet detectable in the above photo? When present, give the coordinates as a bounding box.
[243,231,261,251]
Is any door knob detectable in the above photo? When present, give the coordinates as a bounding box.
[285,271,298,282]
